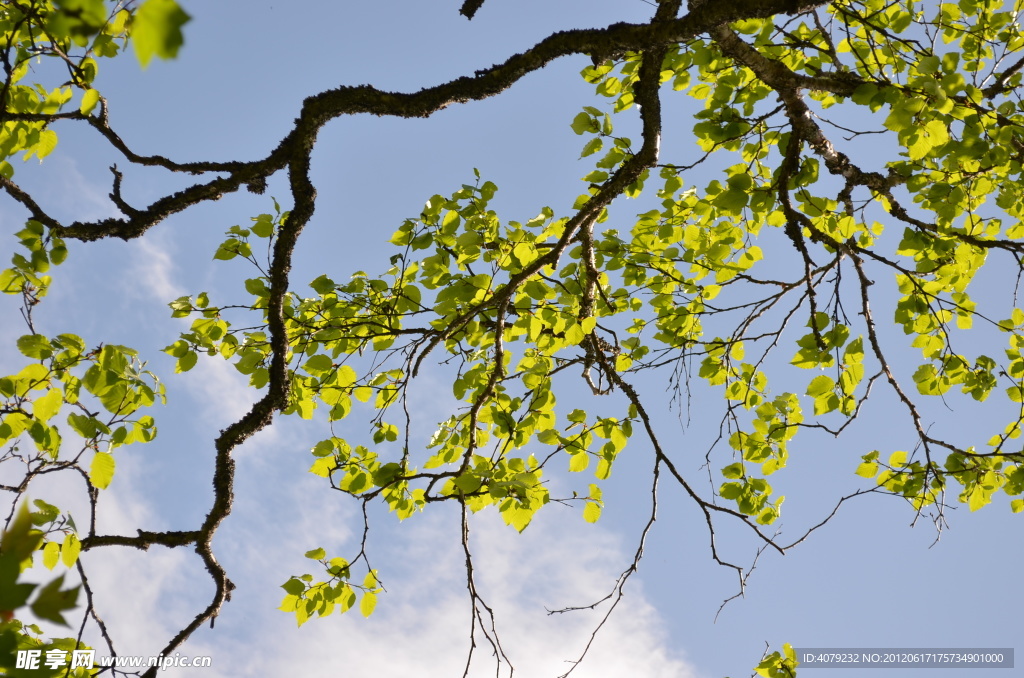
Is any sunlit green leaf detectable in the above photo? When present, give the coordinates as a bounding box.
[132,0,191,68]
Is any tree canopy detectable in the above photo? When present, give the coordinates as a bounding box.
[2,0,1023,676]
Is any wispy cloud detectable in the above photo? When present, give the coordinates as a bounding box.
[2,157,697,676]
[179,500,697,678]
[43,157,119,224]
[79,474,197,657]
[126,230,187,302]
[182,358,266,431]
[3,452,197,657]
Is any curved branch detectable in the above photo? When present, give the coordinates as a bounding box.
[138,129,320,677]
[30,0,828,243]
[459,0,486,20]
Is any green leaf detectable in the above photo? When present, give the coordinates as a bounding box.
[918,55,940,74]
[42,541,60,570]
[214,238,246,260]
[17,334,53,359]
[336,365,357,388]
[813,393,840,416]
[50,244,68,265]
[50,0,109,42]
[581,137,603,157]
[29,574,79,625]
[1,502,43,565]
[89,451,115,489]
[453,473,483,493]
[583,501,601,523]
[303,354,334,375]
[362,571,377,589]
[571,112,594,135]
[360,590,377,617]
[61,533,81,568]
[805,375,834,398]
[33,388,63,422]
[852,83,879,106]
[0,581,35,613]
[310,274,335,294]
[11,364,48,396]
[132,0,191,68]
[31,499,60,525]
[80,89,100,115]
[722,462,744,479]
[252,214,275,237]
[968,486,990,512]
[34,130,58,160]
[304,547,326,560]
[720,482,742,500]
[281,578,305,596]
[67,412,103,439]
[855,461,878,478]
[568,452,589,472]
[567,409,587,424]
[176,350,198,373]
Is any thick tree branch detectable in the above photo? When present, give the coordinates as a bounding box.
[139,125,322,677]
[459,0,486,20]
[32,0,828,243]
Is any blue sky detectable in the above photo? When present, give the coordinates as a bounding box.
[2,1,1022,677]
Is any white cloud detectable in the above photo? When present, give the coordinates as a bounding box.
[33,436,694,677]
[2,155,696,678]
[125,230,187,302]
[2,451,197,658]
[468,511,695,678]
[3,334,695,677]
[78,483,198,657]
[176,502,697,678]
[182,358,265,431]
[45,157,119,224]
[112,223,279,451]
